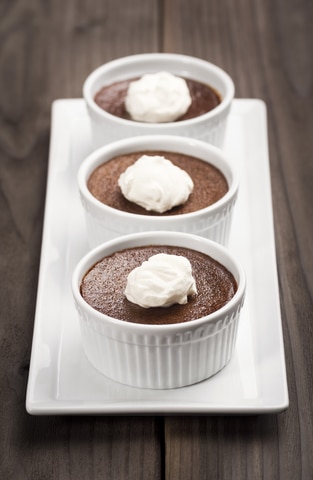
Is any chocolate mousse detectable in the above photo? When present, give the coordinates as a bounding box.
[80,245,237,325]
[87,150,228,216]
[94,77,221,121]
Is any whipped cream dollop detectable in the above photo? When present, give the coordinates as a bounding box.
[124,253,197,308]
[125,71,192,123]
[118,155,194,213]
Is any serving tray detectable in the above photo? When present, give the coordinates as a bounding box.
[26,99,289,415]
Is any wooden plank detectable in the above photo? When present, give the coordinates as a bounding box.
[162,0,313,478]
[0,1,162,479]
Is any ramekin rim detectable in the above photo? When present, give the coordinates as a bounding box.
[72,231,246,334]
[82,53,235,127]
[77,134,239,222]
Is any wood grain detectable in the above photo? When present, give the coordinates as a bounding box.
[162,0,313,478]
[0,0,312,478]
[0,1,162,479]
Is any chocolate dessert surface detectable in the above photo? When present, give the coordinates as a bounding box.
[94,77,221,121]
[87,151,228,216]
[80,245,237,325]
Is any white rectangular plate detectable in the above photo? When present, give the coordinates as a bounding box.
[26,99,289,415]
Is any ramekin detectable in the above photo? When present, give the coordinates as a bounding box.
[72,231,246,389]
[78,135,239,248]
[83,53,235,148]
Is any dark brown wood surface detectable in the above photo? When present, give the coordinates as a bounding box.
[1,0,312,478]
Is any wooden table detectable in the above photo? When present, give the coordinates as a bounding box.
[1,0,312,478]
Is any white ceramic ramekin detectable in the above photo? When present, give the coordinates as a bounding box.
[72,231,246,389]
[78,135,239,248]
[83,53,235,148]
